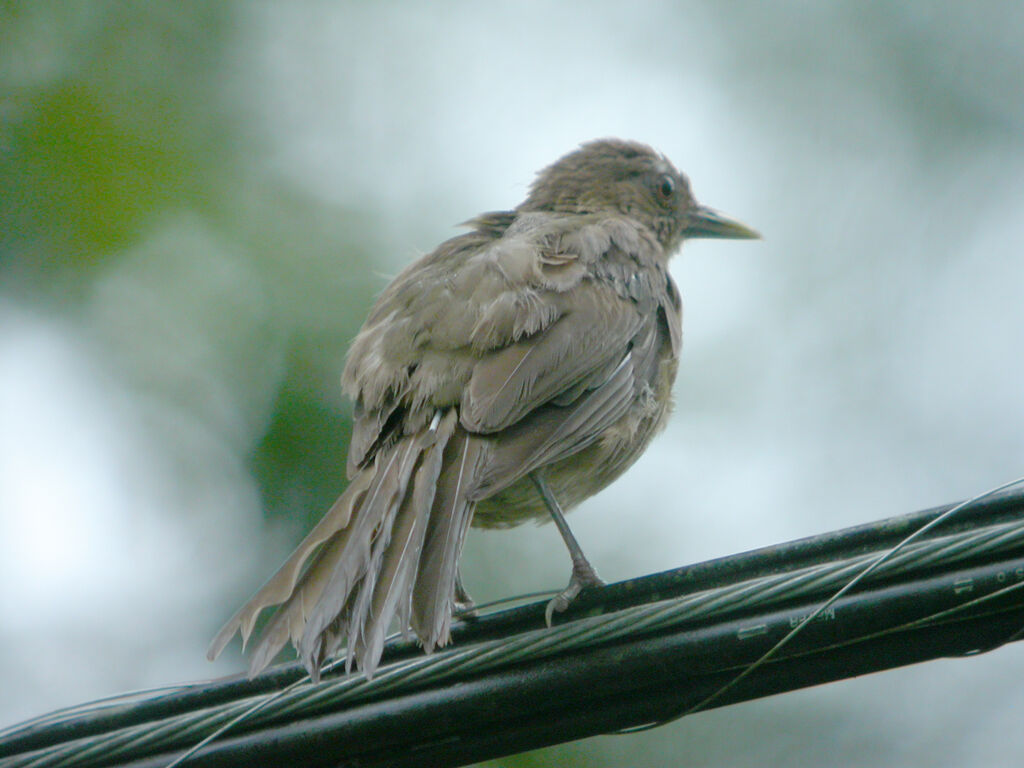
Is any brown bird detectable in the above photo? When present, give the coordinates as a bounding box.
[208,139,758,680]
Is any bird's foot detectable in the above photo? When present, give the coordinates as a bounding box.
[453,576,478,619]
[545,556,605,626]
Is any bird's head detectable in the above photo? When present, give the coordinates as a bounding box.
[519,138,759,251]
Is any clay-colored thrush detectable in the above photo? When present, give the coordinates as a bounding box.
[209,139,758,680]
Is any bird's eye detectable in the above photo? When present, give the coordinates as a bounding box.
[657,174,675,201]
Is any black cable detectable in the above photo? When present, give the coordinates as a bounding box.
[3,485,1023,768]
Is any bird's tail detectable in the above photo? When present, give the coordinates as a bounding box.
[207,408,484,680]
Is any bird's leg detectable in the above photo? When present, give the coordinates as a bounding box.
[453,568,478,619]
[530,471,605,626]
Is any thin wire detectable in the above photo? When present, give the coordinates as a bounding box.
[0,684,208,741]
[163,588,559,766]
[458,590,560,614]
[887,579,1024,639]
[6,489,1023,768]
[163,586,564,765]
[620,473,1024,733]
[164,673,312,768]
[164,474,1024,753]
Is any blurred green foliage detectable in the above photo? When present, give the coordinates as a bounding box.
[0,1,380,527]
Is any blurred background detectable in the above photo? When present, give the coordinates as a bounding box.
[2,1,1023,765]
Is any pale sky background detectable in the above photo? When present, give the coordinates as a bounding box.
[2,2,1024,766]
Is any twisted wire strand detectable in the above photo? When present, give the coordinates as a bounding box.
[4,514,1024,768]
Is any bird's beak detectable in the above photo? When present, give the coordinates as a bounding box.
[683,205,761,240]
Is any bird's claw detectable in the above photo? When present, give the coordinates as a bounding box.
[545,557,605,627]
[453,597,478,619]
[453,577,479,619]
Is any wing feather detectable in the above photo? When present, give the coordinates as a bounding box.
[461,285,644,433]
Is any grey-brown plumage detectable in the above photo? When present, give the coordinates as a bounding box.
[208,139,758,680]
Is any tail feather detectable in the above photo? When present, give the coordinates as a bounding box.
[209,408,468,681]
[351,410,456,675]
[411,432,487,651]
[206,469,374,664]
[341,414,448,672]
[245,526,356,678]
[298,433,421,672]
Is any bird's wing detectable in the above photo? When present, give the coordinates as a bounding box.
[469,308,667,500]
[459,281,646,433]
[342,223,556,472]
[343,214,669,470]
